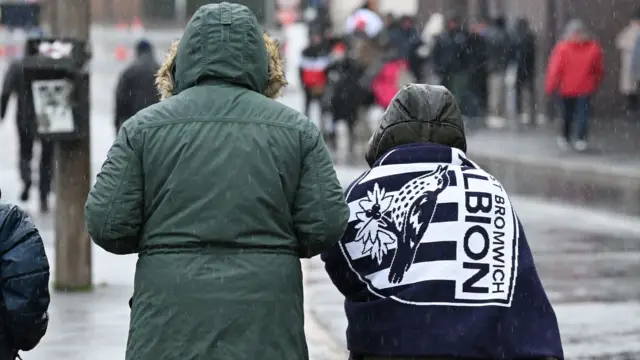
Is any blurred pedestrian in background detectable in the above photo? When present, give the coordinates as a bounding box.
[397,16,424,81]
[114,39,160,133]
[485,16,511,121]
[382,12,395,28]
[510,18,537,124]
[0,190,50,360]
[300,30,331,118]
[617,9,640,115]
[546,19,604,152]
[465,18,489,120]
[86,3,348,360]
[323,40,368,150]
[345,0,383,39]
[367,32,415,111]
[417,12,445,82]
[305,0,332,38]
[0,50,53,212]
[431,14,472,105]
[469,17,490,113]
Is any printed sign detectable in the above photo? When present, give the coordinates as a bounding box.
[32,79,74,134]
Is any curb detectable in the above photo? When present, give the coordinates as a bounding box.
[470,152,640,217]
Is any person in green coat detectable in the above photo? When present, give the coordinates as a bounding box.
[84,3,350,360]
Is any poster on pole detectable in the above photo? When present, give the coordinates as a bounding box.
[31,79,75,135]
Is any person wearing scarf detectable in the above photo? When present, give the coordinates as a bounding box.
[322,84,564,360]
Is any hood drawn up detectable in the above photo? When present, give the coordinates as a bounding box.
[365,84,467,167]
[155,3,287,100]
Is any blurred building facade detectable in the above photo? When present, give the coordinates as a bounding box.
[88,0,293,24]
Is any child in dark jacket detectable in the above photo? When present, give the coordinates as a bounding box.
[0,190,50,359]
[321,84,563,360]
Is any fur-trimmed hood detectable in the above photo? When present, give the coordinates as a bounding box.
[155,3,287,100]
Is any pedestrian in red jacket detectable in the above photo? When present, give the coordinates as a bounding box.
[545,19,604,152]
[299,32,331,118]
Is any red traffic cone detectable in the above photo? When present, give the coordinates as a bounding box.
[115,45,129,61]
[131,16,144,31]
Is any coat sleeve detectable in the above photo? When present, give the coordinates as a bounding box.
[293,122,349,259]
[544,44,563,95]
[0,205,50,351]
[321,176,368,299]
[85,122,143,254]
[114,68,131,131]
[0,61,19,120]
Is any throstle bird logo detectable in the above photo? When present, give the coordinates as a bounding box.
[354,165,450,284]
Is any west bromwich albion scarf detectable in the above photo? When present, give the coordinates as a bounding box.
[322,143,564,359]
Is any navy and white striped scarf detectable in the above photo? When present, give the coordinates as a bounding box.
[322,143,564,359]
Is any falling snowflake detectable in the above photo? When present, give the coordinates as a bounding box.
[354,183,398,264]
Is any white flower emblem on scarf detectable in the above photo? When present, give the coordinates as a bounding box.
[354,183,398,264]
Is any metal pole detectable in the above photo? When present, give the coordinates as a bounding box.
[49,0,93,292]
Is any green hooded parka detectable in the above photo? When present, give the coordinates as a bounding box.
[85,3,349,359]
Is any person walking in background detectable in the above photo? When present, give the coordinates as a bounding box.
[466,19,489,120]
[617,9,640,115]
[305,0,332,38]
[114,39,160,133]
[323,39,371,151]
[0,190,50,360]
[431,15,473,105]
[386,16,423,82]
[382,12,395,28]
[368,32,416,110]
[85,3,349,360]
[300,31,331,118]
[469,17,491,112]
[485,16,511,123]
[345,0,383,39]
[417,12,445,81]
[545,19,604,152]
[0,56,53,212]
[511,18,537,124]
[321,84,564,360]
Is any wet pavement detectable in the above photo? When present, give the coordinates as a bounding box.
[0,26,639,359]
[308,170,640,359]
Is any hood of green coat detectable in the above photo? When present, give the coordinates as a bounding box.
[172,2,268,95]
